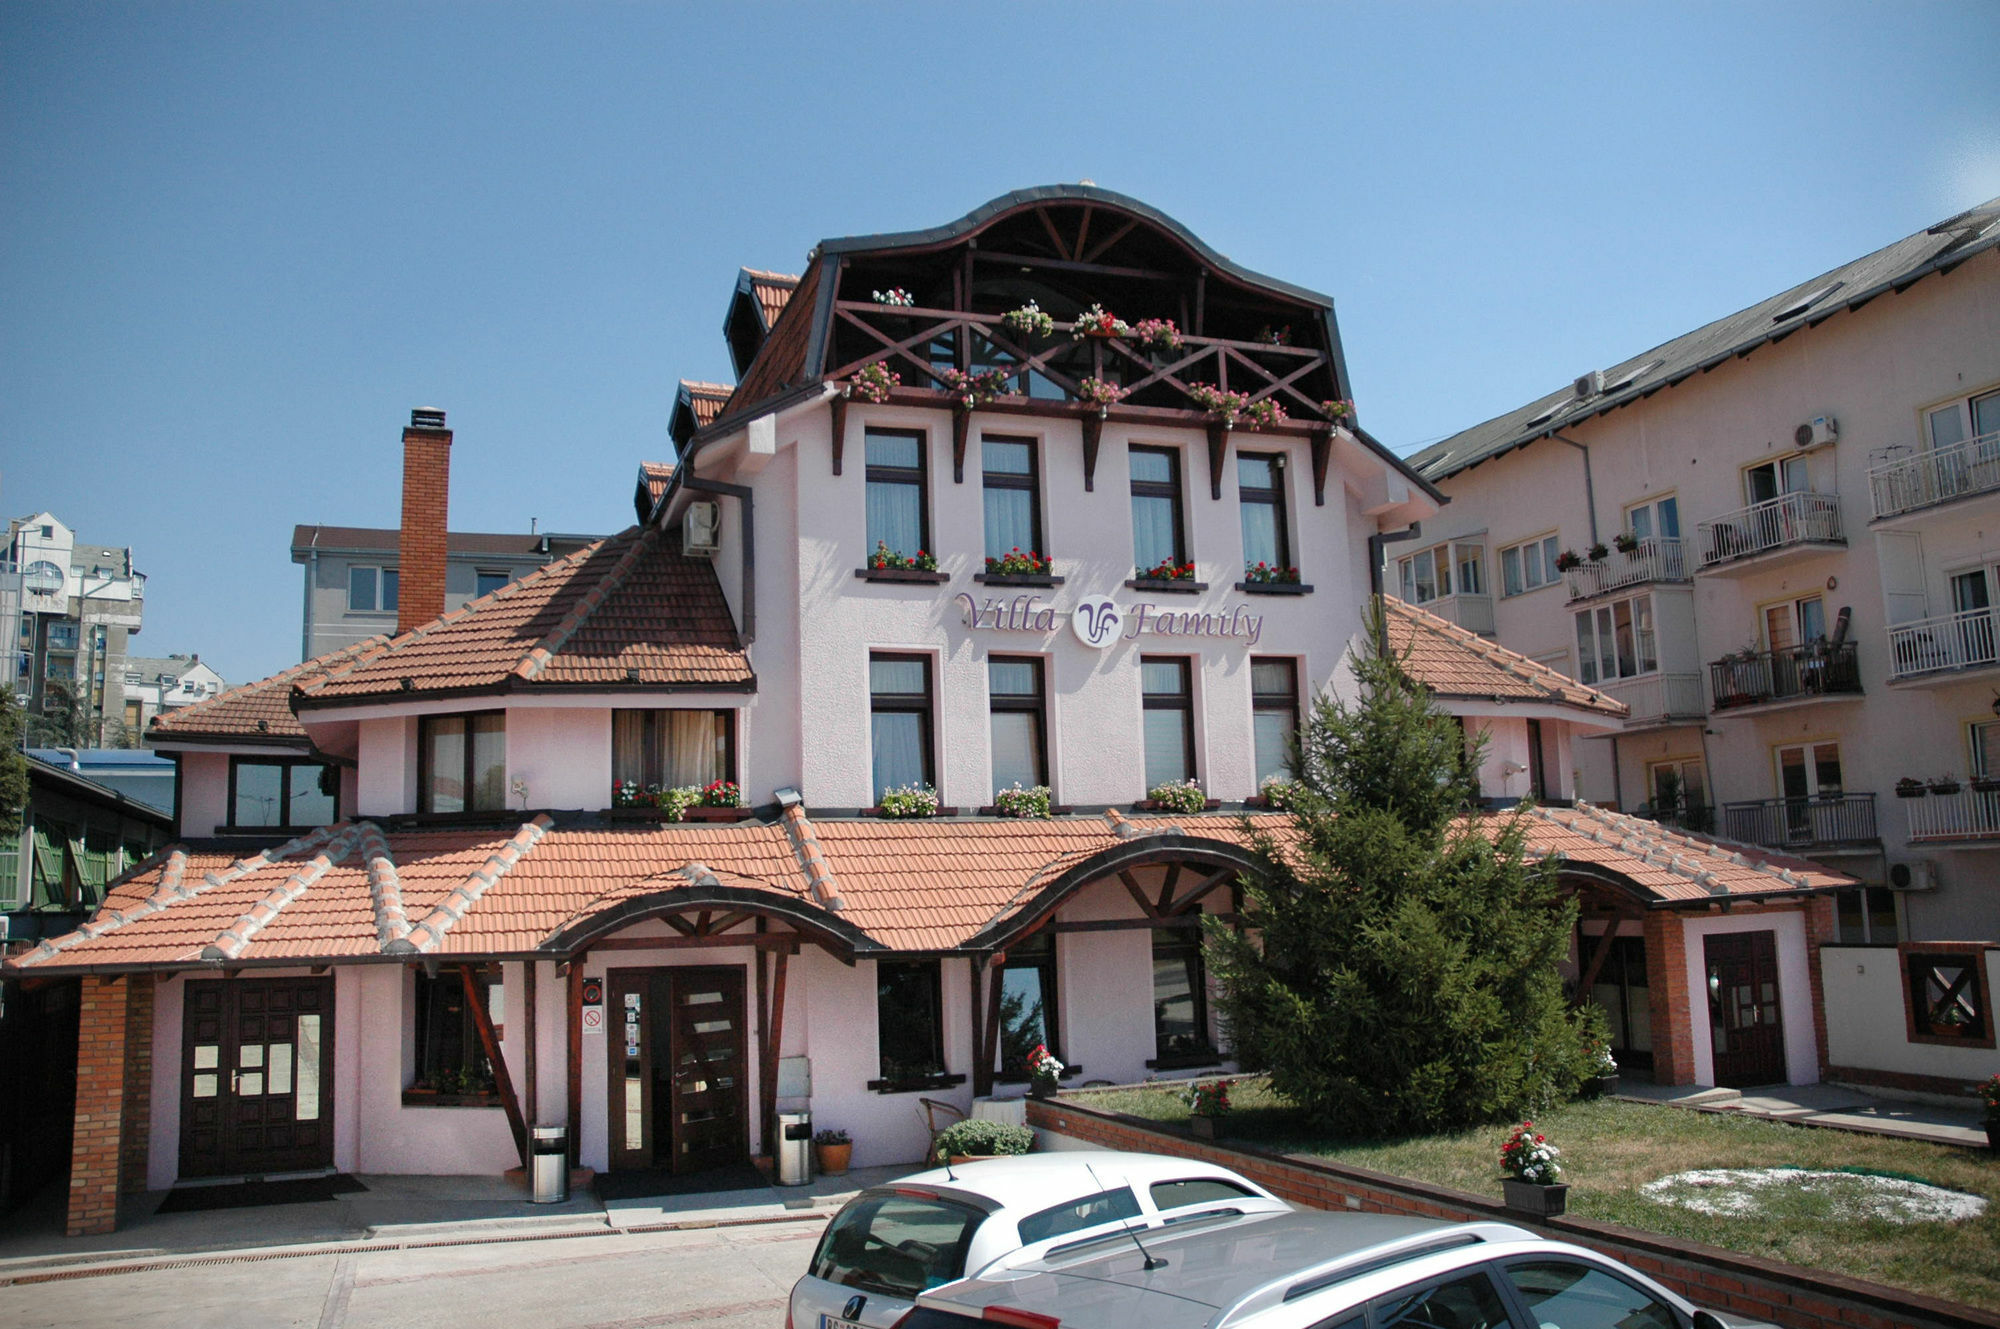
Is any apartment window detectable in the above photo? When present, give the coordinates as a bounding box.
[1745,456,1809,505]
[1455,543,1485,595]
[1777,741,1843,799]
[411,968,499,1097]
[348,566,399,613]
[1398,545,1452,605]
[982,436,1043,561]
[419,712,507,814]
[1835,885,1900,945]
[876,960,946,1084]
[869,653,933,797]
[1573,592,1657,684]
[612,710,733,791]
[1972,720,2000,778]
[996,932,1059,1073]
[1237,453,1289,573]
[475,570,509,598]
[1928,387,2000,452]
[1250,658,1299,785]
[1152,930,1216,1066]
[988,656,1047,796]
[1500,533,1561,596]
[1646,758,1709,825]
[1129,446,1186,575]
[229,758,337,829]
[1141,657,1196,790]
[1763,594,1826,650]
[46,621,78,651]
[865,429,929,561]
[1624,495,1680,541]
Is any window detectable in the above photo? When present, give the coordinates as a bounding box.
[612,710,733,791]
[1973,720,2000,778]
[1455,543,1485,595]
[1928,386,2000,452]
[1502,1260,1680,1329]
[865,429,928,561]
[1152,930,1215,1064]
[1015,1188,1141,1246]
[1149,1178,1256,1212]
[419,712,507,813]
[1646,757,1709,826]
[1835,885,1899,945]
[981,436,1043,561]
[1904,945,1992,1045]
[411,968,499,1096]
[1763,593,1826,651]
[1572,592,1657,684]
[1250,658,1299,785]
[348,566,399,614]
[475,570,509,598]
[229,759,337,829]
[1374,1271,1513,1329]
[1624,495,1680,542]
[810,1193,986,1299]
[46,621,78,650]
[1500,533,1561,596]
[1525,718,1549,801]
[1129,446,1186,575]
[1141,656,1195,790]
[1584,933,1652,1069]
[1398,545,1451,604]
[996,932,1059,1072]
[1745,455,1809,505]
[988,656,1047,797]
[876,960,945,1083]
[869,653,933,798]
[1236,453,1289,573]
[1776,741,1842,799]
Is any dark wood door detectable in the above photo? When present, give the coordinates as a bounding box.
[180,977,334,1178]
[1704,931,1786,1087]
[605,967,748,1175]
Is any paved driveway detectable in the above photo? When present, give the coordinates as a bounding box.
[0,1219,825,1329]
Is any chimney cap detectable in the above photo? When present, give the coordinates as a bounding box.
[409,407,448,431]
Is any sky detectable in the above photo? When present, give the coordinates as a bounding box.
[4,2,1998,686]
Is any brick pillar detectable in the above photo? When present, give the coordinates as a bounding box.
[68,978,133,1235]
[119,979,155,1194]
[397,408,453,636]
[1643,911,1697,1086]
[1801,896,1836,1080]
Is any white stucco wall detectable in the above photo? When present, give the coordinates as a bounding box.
[1821,945,2000,1083]
[177,751,230,837]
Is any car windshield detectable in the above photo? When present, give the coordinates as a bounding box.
[812,1193,987,1298]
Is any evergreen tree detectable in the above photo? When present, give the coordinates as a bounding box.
[0,689,27,840]
[1206,602,1596,1136]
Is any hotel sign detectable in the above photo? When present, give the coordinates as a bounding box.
[954,591,1265,648]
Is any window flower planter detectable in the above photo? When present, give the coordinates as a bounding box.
[402,1088,502,1108]
[1895,781,1927,798]
[974,572,1063,588]
[1235,581,1312,596]
[1126,578,1208,594]
[1501,1179,1569,1217]
[1929,780,1964,796]
[1134,798,1222,812]
[857,567,950,584]
[681,806,754,823]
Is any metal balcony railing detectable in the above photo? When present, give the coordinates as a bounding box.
[1696,492,1844,569]
[1708,641,1861,710]
[1721,793,1877,849]
[1870,429,2000,520]
[1599,671,1705,726]
[1888,608,2000,680]
[1905,786,2000,842]
[1563,537,1688,600]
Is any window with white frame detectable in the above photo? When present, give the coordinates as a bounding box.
[1455,543,1485,596]
[1777,740,1843,799]
[1397,542,1485,605]
[1572,592,1657,684]
[1973,720,2000,778]
[1927,385,2000,453]
[348,565,400,613]
[1762,594,1826,651]
[1646,757,1708,819]
[1500,533,1561,596]
[1744,456,1809,506]
[1623,495,1680,542]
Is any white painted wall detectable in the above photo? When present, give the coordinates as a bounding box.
[1821,945,2000,1083]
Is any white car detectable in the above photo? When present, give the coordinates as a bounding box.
[787,1151,1289,1329]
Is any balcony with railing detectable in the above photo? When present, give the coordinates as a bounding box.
[1888,608,2000,683]
[1904,784,2000,843]
[1708,641,1861,713]
[1695,492,1844,573]
[1721,793,1878,851]
[1407,592,1494,636]
[1563,537,1689,602]
[1870,429,2000,521]
[1598,671,1705,728]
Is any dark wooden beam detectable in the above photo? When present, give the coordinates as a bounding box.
[1035,206,1071,261]
[462,964,527,1168]
[763,949,788,1159]
[973,249,1179,283]
[1049,914,1242,934]
[982,960,1006,1094]
[1311,428,1331,507]
[566,957,584,1165]
[1072,205,1093,263]
[1081,410,1105,492]
[1155,864,1183,916]
[1207,421,1229,500]
[1166,867,1236,916]
[952,406,971,484]
[1082,217,1140,264]
[829,392,848,476]
[1576,926,1624,1003]
[522,960,538,1126]
[660,914,697,937]
[1117,869,1161,920]
[587,934,801,953]
[969,958,989,1098]
[756,941,772,1157]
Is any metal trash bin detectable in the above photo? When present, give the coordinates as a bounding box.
[776,1111,813,1186]
[530,1125,569,1204]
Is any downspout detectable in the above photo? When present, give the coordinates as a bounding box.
[1366,521,1423,652]
[1550,432,1599,544]
[675,455,756,646]
[302,542,318,661]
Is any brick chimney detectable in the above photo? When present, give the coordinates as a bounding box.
[398,407,452,635]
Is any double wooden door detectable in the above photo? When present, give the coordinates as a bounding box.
[180,977,334,1177]
[1704,931,1786,1087]
[607,967,747,1175]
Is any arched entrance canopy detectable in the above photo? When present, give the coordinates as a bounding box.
[541,881,880,962]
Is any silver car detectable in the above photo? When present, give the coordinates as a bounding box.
[787,1151,1288,1329]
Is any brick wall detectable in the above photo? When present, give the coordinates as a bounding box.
[119,977,154,1195]
[68,977,132,1236]
[1642,911,1693,1084]
[397,421,453,635]
[1026,1097,2000,1329]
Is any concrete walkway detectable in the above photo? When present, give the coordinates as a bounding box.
[1616,1078,1989,1147]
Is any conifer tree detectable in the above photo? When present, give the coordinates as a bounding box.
[1206,602,1596,1135]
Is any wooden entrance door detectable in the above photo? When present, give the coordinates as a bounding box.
[180,977,334,1177]
[1704,931,1786,1087]
[606,967,748,1175]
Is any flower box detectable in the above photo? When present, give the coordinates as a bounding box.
[856,567,950,584]
[1125,578,1208,595]
[974,572,1064,587]
[1501,1179,1569,1218]
[1974,778,2000,794]
[402,1088,502,1108]
[1134,799,1222,812]
[1929,780,1964,795]
[864,805,960,818]
[1188,1114,1217,1140]
[681,807,754,823]
[1895,781,1927,798]
[1235,581,1313,596]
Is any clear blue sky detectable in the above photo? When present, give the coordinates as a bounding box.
[4,2,1997,685]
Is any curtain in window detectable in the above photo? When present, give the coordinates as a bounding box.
[665,711,720,787]
[871,713,926,796]
[427,718,468,812]
[1143,710,1191,789]
[867,482,923,558]
[1131,496,1177,571]
[984,487,1035,558]
[1252,711,1293,783]
[990,712,1041,794]
[1240,503,1280,570]
[469,714,506,810]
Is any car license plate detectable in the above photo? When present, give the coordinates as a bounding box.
[819,1315,848,1329]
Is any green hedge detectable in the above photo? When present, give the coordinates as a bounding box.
[933,1119,1034,1160]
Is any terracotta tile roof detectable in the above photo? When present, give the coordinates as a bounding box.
[1385,597,1627,720]
[148,636,390,743]
[681,381,733,428]
[4,805,1852,974]
[296,525,752,705]
[726,263,821,419]
[639,461,675,505]
[742,271,799,328]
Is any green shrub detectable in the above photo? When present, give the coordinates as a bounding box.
[932,1119,1033,1161]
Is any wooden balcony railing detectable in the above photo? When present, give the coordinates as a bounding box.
[1696,492,1844,569]
[1563,537,1688,601]
[1906,787,2000,842]
[1888,608,2000,680]
[1708,641,1861,710]
[1721,793,1877,849]
[1870,429,2000,520]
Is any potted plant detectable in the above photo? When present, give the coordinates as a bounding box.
[1972,774,2000,794]
[1137,557,1198,583]
[1896,777,1928,798]
[1000,301,1056,341]
[878,782,940,818]
[1075,376,1125,410]
[812,1128,852,1176]
[1612,531,1640,555]
[1586,542,1609,562]
[1499,1121,1567,1217]
[1976,1075,2000,1152]
[985,549,1054,578]
[1256,775,1299,810]
[871,288,914,307]
[1146,778,1207,814]
[932,1118,1034,1165]
[1186,383,1250,426]
[1580,1040,1619,1098]
[1129,318,1181,353]
[1242,398,1288,431]
[1070,304,1129,340]
[1929,775,1964,795]
[869,541,939,573]
[1553,550,1583,572]
[1182,1078,1234,1140]
[1025,1043,1064,1099]
[1318,398,1354,424]
[994,783,1053,819]
[1244,561,1301,585]
[850,362,900,404]
[937,366,1014,410]
[656,785,702,822]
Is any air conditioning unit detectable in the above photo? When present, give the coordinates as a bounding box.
[1573,370,1604,399]
[1888,860,1938,892]
[1794,415,1838,448]
[682,501,721,556]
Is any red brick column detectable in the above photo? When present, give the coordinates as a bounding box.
[1644,911,1696,1085]
[69,977,134,1235]
[119,978,155,1195]
[1801,896,1835,1081]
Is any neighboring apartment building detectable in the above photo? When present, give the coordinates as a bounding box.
[1404,199,2000,1101]
[291,517,599,660]
[122,653,227,735]
[5,513,145,745]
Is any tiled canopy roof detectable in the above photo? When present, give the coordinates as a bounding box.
[7,803,1851,975]
[294,525,753,705]
[1385,597,1628,720]
[148,636,390,743]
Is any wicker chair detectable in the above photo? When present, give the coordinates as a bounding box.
[917,1097,968,1160]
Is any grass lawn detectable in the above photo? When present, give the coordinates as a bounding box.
[1080,1080,2000,1310]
